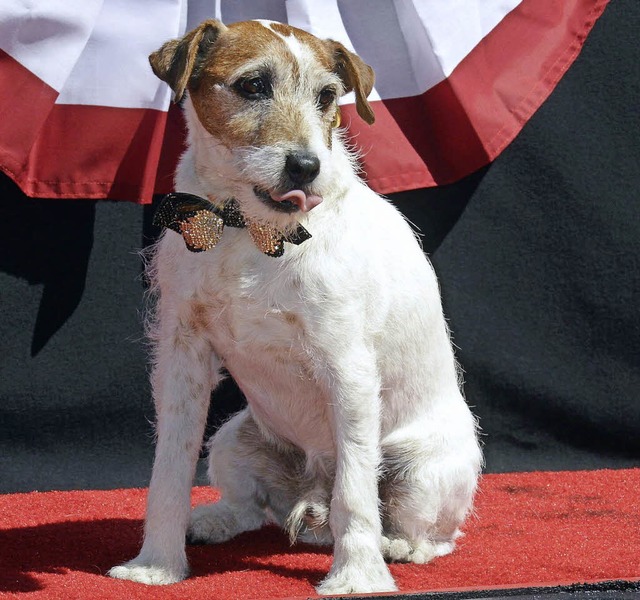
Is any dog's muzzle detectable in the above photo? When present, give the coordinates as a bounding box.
[254,150,323,214]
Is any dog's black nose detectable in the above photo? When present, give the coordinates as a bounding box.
[285,152,320,185]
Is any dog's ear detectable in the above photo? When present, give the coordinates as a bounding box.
[149,19,227,103]
[327,41,375,125]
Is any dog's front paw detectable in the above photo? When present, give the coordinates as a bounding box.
[316,559,397,595]
[108,557,188,585]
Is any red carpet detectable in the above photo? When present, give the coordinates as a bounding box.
[1,469,638,599]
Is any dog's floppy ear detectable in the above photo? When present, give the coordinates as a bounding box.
[327,41,375,125]
[149,19,227,103]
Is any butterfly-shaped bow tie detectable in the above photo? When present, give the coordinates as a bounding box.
[153,193,312,258]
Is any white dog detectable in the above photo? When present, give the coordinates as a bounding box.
[109,19,482,595]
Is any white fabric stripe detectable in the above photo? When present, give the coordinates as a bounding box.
[186,0,222,30]
[216,0,287,28]
[55,0,186,108]
[1,0,522,109]
[285,0,354,47]
[0,0,103,93]
[393,0,522,93]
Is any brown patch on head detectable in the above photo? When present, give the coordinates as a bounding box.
[269,22,302,39]
[149,19,375,154]
[203,21,284,82]
[270,23,334,72]
[261,24,376,126]
[188,21,304,147]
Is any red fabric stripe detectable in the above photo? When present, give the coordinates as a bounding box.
[348,0,610,191]
[23,104,168,201]
[0,50,169,203]
[0,50,58,184]
[1,469,638,598]
[15,103,167,202]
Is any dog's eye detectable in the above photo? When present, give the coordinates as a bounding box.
[317,87,336,109]
[236,77,269,98]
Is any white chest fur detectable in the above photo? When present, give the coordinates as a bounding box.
[151,180,453,454]
[154,224,337,452]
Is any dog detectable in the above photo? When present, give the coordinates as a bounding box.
[108,19,482,595]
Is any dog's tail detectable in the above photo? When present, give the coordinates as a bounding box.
[285,490,332,545]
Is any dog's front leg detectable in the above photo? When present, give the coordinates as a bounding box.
[316,345,397,595]
[109,313,218,585]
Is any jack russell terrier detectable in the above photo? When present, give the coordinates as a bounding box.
[109,18,482,595]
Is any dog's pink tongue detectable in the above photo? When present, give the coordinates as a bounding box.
[272,190,323,212]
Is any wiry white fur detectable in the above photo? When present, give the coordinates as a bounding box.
[109,22,482,596]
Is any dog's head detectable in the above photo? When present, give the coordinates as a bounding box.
[150,19,375,230]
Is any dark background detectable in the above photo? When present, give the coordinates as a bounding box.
[1,0,638,493]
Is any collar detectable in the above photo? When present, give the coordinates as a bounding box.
[153,192,312,257]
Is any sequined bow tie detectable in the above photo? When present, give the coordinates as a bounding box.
[153,193,312,258]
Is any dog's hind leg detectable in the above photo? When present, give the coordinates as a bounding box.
[380,412,481,564]
[188,408,332,545]
[187,409,270,544]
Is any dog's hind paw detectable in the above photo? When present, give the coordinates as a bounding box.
[188,504,235,544]
[108,559,188,585]
[381,535,454,564]
[187,501,258,544]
